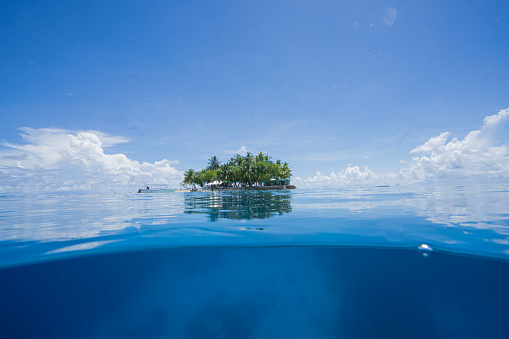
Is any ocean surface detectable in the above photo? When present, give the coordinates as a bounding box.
[1,183,509,338]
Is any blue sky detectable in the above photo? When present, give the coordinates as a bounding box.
[1,0,509,190]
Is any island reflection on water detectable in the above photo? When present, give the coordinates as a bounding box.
[183,190,293,221]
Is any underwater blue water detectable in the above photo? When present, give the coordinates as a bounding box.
[1,183,509,338]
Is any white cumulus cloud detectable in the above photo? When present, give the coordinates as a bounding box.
[0,128,183,192]
[294,165,383,188]
[295,108,509,187]
[224,145,251,155]
[402,108,509,179]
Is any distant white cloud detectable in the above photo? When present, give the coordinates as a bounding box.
[295,108,509,187]
[237,146,249,154]
[383,8,398,26]
[224,145,250,155]
[294,165,385,188]
[402,108,509,179]
[0,128,183,192]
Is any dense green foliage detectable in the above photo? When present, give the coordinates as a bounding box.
[182,152,292,188]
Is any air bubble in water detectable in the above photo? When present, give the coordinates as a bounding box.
[418,244,433,255]
[418,243,433,251]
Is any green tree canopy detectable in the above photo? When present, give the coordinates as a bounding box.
[184,152,292,188]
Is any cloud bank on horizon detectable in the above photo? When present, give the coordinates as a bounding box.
[0,128,182,192]
[1,108,508,192]
[402,108,509,180]
[296,108,509,187]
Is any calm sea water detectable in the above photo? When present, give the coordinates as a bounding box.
[1,183,509,338]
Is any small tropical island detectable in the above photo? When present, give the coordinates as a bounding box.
[181,152,296,191]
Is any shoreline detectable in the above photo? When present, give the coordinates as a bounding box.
[175,185,296,192]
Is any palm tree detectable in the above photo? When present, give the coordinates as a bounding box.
[257,151,271,163]
[218,163,232,187]
[280,162,292,181]
[243,153,255,186]
[206,156,221,171]
[256,151,265,163]
[267,162,279,186]
[183,169,196,188]
[234,154,243,166]
[231,165,242,186]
